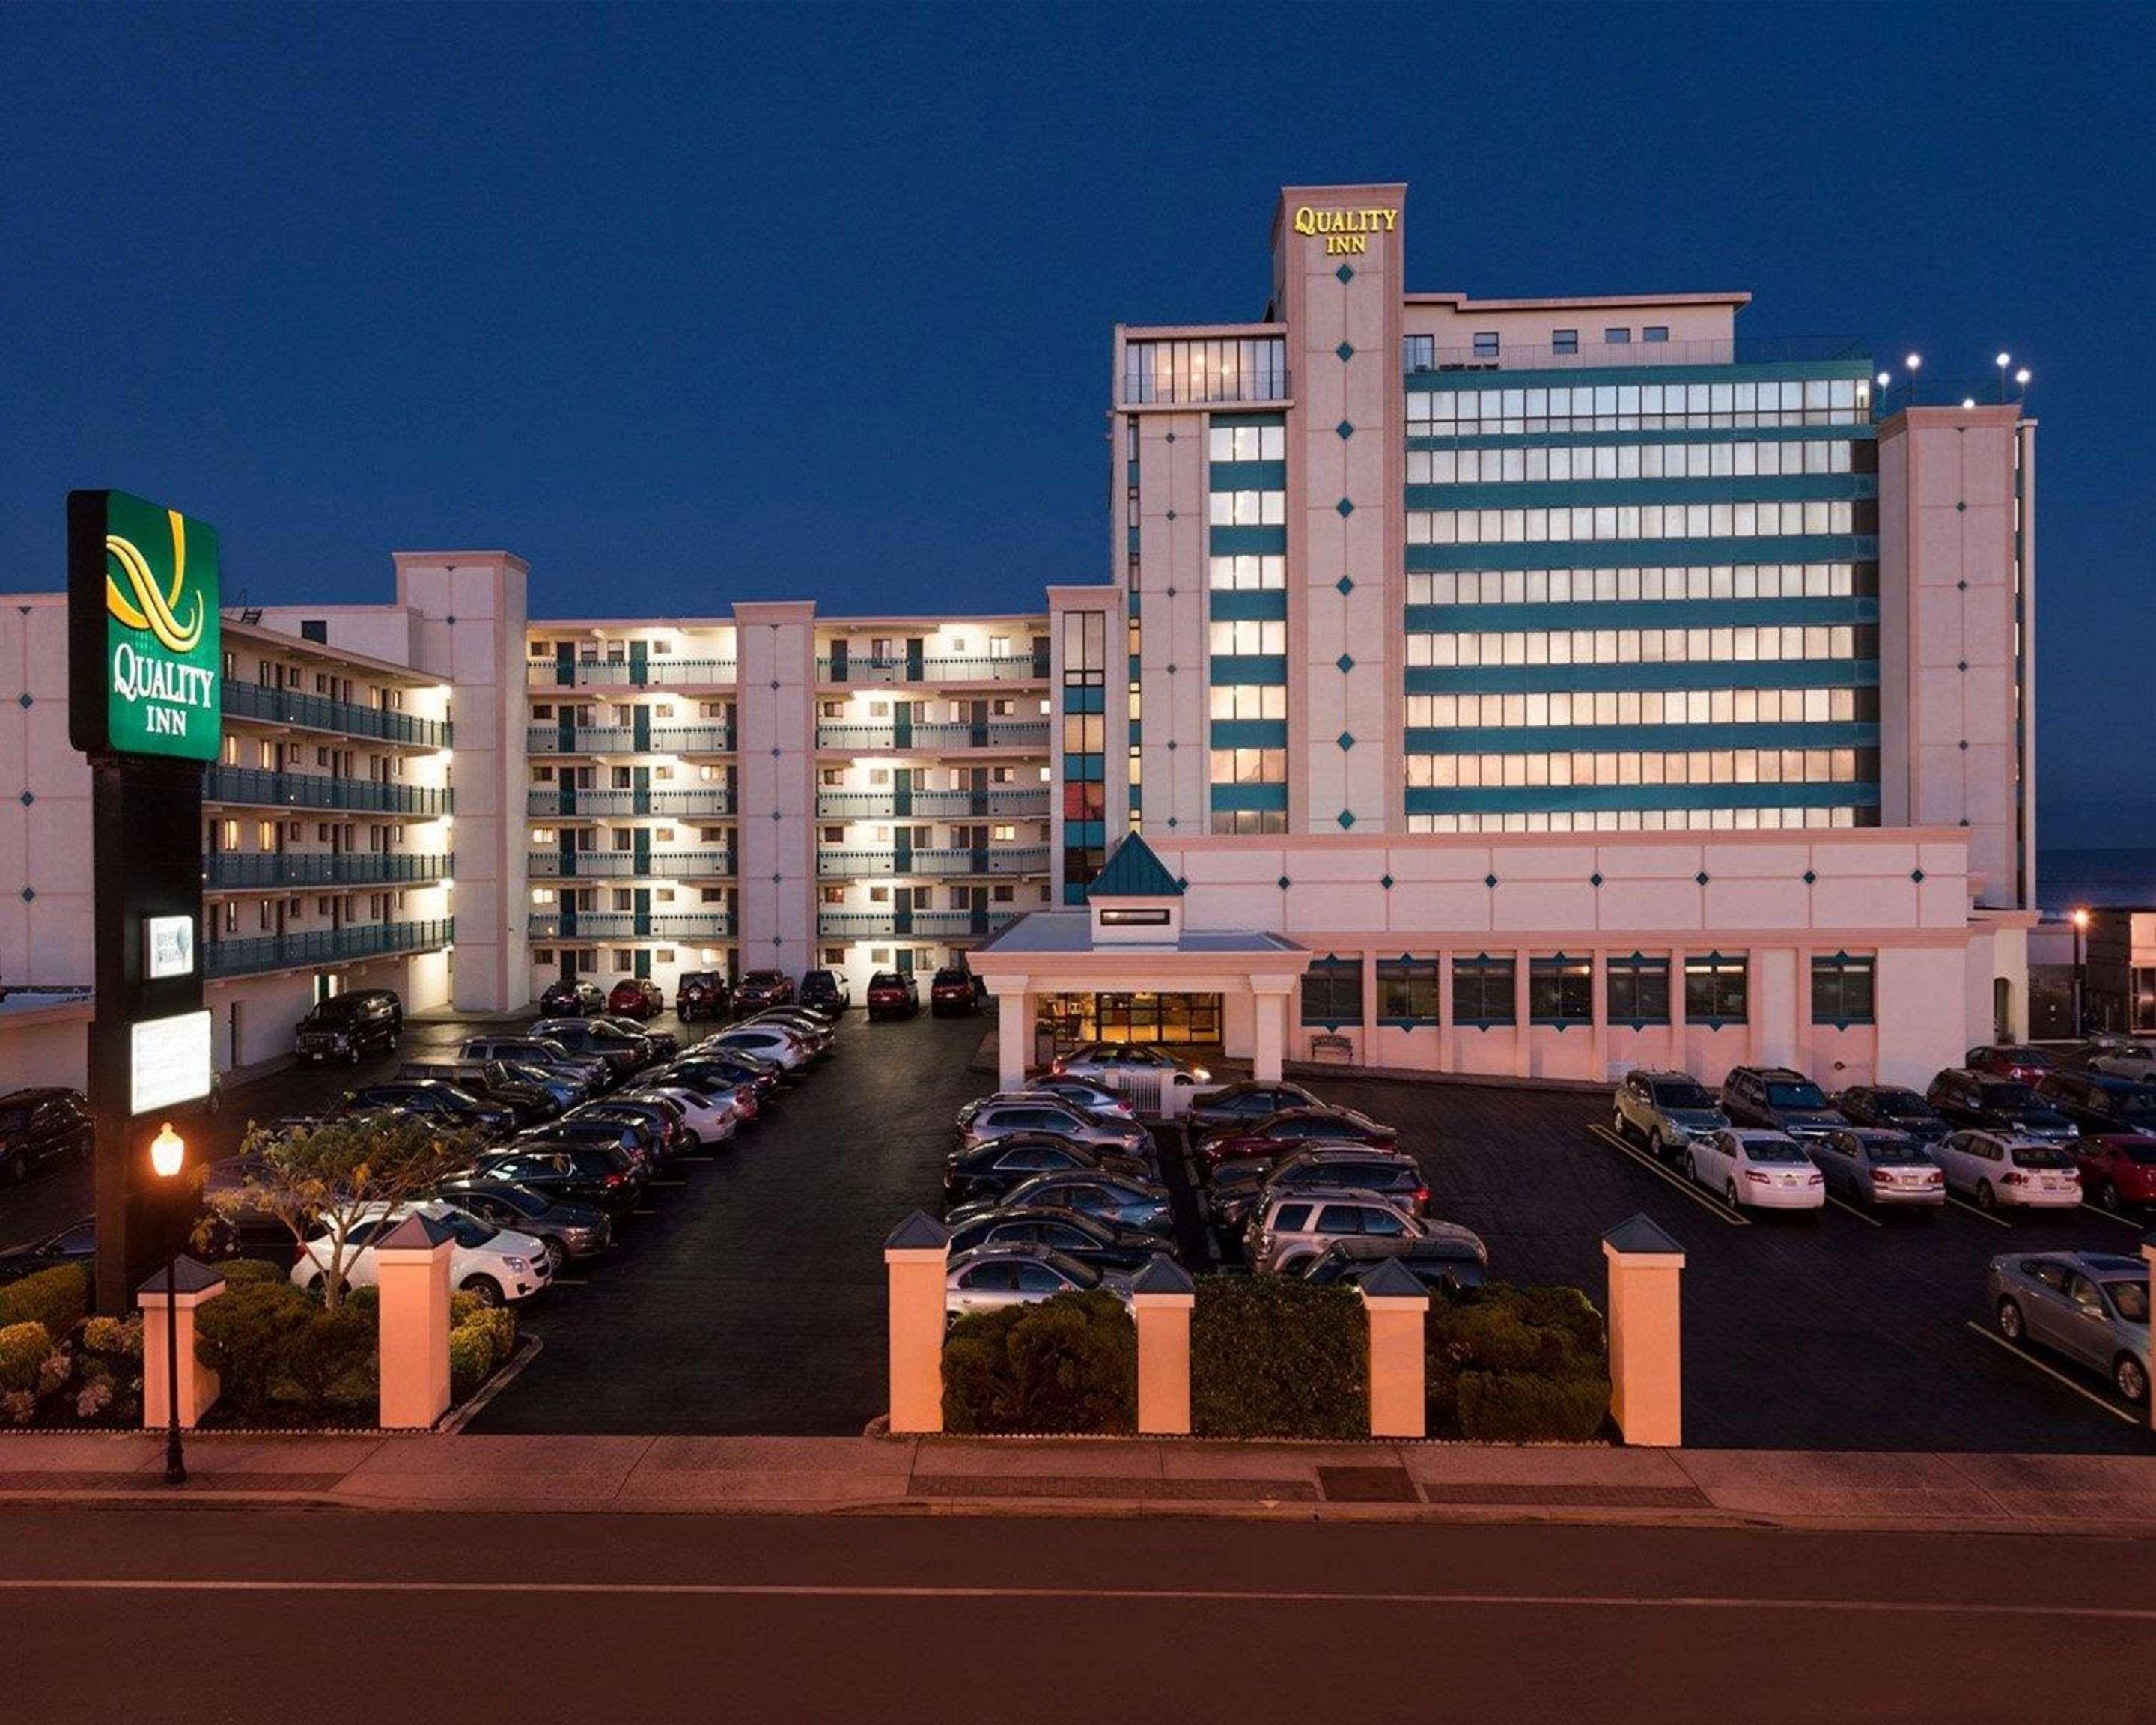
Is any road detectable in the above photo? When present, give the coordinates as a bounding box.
[0,1507,2148,1721]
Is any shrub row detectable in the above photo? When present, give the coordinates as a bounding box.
[0,1265,88,1339]
[1426,1284,1611,1442]
[943,1291,1136,1434]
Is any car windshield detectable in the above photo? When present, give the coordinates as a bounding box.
[2103,1280,2150,1323]
[744,971,785,985]
[1764,1081,1829,1109]
[2116,1095,2156,1122]
[2009,1145,2074,1169]
[1744,1140,1809,1163]
[869,973,904,988]
[1873,1090,1931,1116]
[1985,1083,2037,1108]
[2113,1143,2156,1164]
[305,999,362,1023]
[1652,1081,1717,1110]
[0,1110,29,1134]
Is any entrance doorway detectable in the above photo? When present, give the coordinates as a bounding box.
[1037,991,1222,1047]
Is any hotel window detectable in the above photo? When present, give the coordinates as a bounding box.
[1811,953,1876,1026]
[1452,955,1516,1027]
[1529,955,1592,1026]
[1642,326,1669,344]
[1472,332,1499,359]
[1377,957,1439,1025]
[1604,327,1631,345]
[1300,956,1362,1027]
[1552,329,1578,356]
[1684,953,1750,1026]
[1404,334,1434,372]
[1606,955,1670,1026]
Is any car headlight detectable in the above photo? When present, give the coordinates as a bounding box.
[1665,1124,1690,1144]
[503,1256,530,1274]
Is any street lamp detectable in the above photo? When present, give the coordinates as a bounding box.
[1904,353,1922,405]
[150,1122,186,1487]
[2071,908,2090,1039]
[1995,352,2012,402]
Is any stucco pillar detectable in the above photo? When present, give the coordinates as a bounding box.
[376,1212,455,1430]
[2143,1236,2156,1435]
[138,1258,225,1430]
[1602,1214,1686,1447]
[1358,948,1379,1062]
[1669,946,1687,1069]
[1792,944,1814,1077]
[884,1211,949,1435]
[1589,946,1610,1079]
[993,980,1030,1090]
[1359,1259,1429,1438]
[1250,978,1294,1082]
[1130,1256,1195,1436]
[1512,948,1533,1078]
[1437,951,1455,1074]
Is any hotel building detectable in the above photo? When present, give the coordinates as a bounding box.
[0,181,2036,1096]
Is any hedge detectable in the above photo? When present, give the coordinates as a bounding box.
[214,1259,290,1287]
[943,1291,1136,1435]
[0,1265,88,1339]
[1191,1277,1367,1440]
[0,1322,50,1394]
[1426,1284,1611,1443]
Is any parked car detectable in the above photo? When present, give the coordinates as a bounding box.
[1966,1044,2058,1085]
[1613,1070,1728,1159]
[1198,1105,1397,1175]
[293,1202,551,1306]
[1930,1130,2082,1212]
[1245,1189,1424,1276]
[735,970,794,1011]
[798,969,851,1017]
[1719,1066,1846,1143]
[1927,1071,2079,1145]
[1051,1043,1213,1086]
[674,970,734,1023]
[433,1182,612,1273]
[2037,1071,2156,1137]
[743,1009,832,1054]
[1988,1251,2150,1402]
[0,1088,91,1185]
[703,1023,814,1073]
[457,1035,610,1093]
[466,1143,645,1215]
[293,989,404,1066]
[574,1098,686,1160]
[1806,1128,1944,1210]
[396,1060,564,1125]
[0,1215,97,1286]
[1211,1150,1428,1238]
[622,1082,743,1148]
[2069,1136,2156,1214]
[1684,1128,1825,1212]
[661,1050,781,1104]
[865,971,920,1021]
[1184,1080,1325,1146]
[592,1016,677,1060]
[1022,1075,1136,1119]
[943,1206,1171,1274]
[318,1080,516,1140]
[538,978,606,1017]
[954,1097,1152,1158]
[945,1170,1172,1234]
[1832,1084,1951,1143]
[928,967,976,1016]
[944,1243,1139,1320]
[1300,1228,1489,1294]
[546,1107,666,1169]
[943,1137,1152,1206]
[2079,1038,2156,1084]
[606,976,666,1020]
[528,1018,652,1078]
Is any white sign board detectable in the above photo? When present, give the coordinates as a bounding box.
[144,915,195,981]
[130,1010,213,1115]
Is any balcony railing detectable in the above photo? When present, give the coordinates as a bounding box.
[526,657,737,689]
[525,787,733,818]
[205,767,450,817]
[223,681,451,749]
[526,912,734,941]
[204,916,454,979]
[815,719,1049,752]
[816,907,1023,940]
[204,851,453,891]
[816,786,1049,820]
[816,845,1049,879]
[526,849,734,880]
[1403,335,1872,376]
[817,654,1048,687]
[526,724,734,756]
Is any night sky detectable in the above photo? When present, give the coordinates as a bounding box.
[3,3,2148,844]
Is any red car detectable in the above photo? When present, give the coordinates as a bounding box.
[1966,1044,2057,1085]
[865,970,920,1021]
[929,967,976,1016]
[2071,1134,2156,1213]
[606,976,665,1019]
[1197,1106,1398,1175]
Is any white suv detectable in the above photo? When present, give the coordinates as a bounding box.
[291,1202,552,1306]
[1686,1128,1824,1212]
[1244,1189,1423,1275]
[1929,1130,2082,1212]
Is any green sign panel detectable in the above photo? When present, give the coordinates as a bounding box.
[68,490,222,761]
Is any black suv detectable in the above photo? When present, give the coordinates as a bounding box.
[294,989,404,1066]
[2036,1070,2156,1135]
[1833,1084,1950,1143]
[1925,1068,2080,1144]
[736,970,794,1010]
[1719,1066,1846,1143]
[539,978,605,1017]
[0,1089,91,1185]
[798,969,850,1017]
[674,971,733,1022]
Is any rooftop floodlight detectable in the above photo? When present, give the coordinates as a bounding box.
[1877,371,1893,388]
[1905,353,1922,370]
[1995,352,2012,368]
[2016,368,2031,386]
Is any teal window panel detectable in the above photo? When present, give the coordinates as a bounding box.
[1208,588,1289,621]
[1208,525,1288,556]
[1403,721,1880,755]
[1062,753,1106,782]
[1067,821,1105,847]
[1404,596,1879,633]
[1403,358,1877,392]
[1211,410,1288,430]
[1208,782,1288,812]
[1408,424,1878,453]
[1210,719,1288,749]
[1404,660,1879,696]
[1208,460,1287,490]
[1209,654,1288,685]
[1405,472,1875,510]
[1408,535,1875,573]
[1404,782,1880,815]
[1064,684,1105,713]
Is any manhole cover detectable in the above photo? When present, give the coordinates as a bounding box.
[1317,1466,1418,1503]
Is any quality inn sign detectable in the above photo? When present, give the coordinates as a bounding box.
[68,490,222,762]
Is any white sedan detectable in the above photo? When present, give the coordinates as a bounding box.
[1687,1128,1825,1212]
[291,1202,552,1306]
[944,1242,1137,1320]
[624,1083,740,1147]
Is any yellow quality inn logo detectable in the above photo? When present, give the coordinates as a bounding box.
[1292,204,1398,255]
[106,508,204,654]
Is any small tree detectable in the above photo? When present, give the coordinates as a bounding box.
[197,1114,479,1312]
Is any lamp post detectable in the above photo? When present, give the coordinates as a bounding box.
[149,1121,186,1486]
[2071,908,2090,1039]
[1904,353,1922,406]
[1995,352,2012,403]
[2015,366,2031,402]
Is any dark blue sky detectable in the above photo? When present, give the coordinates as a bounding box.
[3,4,2149,844]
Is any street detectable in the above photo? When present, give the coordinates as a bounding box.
[0,1507,2147,1722]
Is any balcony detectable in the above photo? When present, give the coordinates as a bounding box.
[817,653,1048,687]
[1402,334,1871,376]
[526,724,734,756]
[204,851,453,891]
[204,916,454,979]
[815,719,1049,753]
[525,787,733,818]
[815,785,1049,820]
[816,907,1023,940]
[526,657,737,690]
[817,845,1049,879]
[223,681,451,749]
[526,911,734,942]
[526,849,734,880]
[205,767,450,818]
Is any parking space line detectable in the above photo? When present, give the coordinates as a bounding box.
[1962,1321,2140,1426]
[1824,1193,1883,1228]
[549,1277,590,1286]
[1944,1195,2012,1229]
[2080,1202,2147,1230]
[1585,1125,1750,1227]
[630,1208,658,1216]
[649,1180,687,1187]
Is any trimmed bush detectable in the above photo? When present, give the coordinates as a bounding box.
[449,1289,488,1328]
[0,1264,88,1339]
[213,1259,290,1287]
[448,1327,495,1401]
[283,1306,377,1418]
[1455,1372,1611,1443]
[0,1322,51,1394]
[80,1315,142,1360]
[460,1306,516,1369]
[943,1291,1136,1435]
[1426,1284,1611,1443]
[1191,1277,1367,1440]
[195,1281,314,1417]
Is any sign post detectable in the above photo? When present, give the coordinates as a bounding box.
[67,491,222,1312]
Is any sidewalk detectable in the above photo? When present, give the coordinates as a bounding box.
[1,1431,2152,1533]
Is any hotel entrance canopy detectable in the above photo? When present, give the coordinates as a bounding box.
[968,835,1311,1087]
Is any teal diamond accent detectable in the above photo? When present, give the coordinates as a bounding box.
[1696,871,1710,886]
[1337,810,1356,830]
[1803,869,1817,885]
[1484,873,1498,889]
[1589,872,1604,888]
[1911,868,1925,883]
[1335,576,1353,595]
[1336,731,1355,752]
[1335,420,1354,439]
[1380,874,1394,890]
[1335,341,1354,362]
[1276,874,1291,890]
[1335,263,1354,284]
[1336,498,1354,517]
[1336,654,1354,674]
[14,693,28,709]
